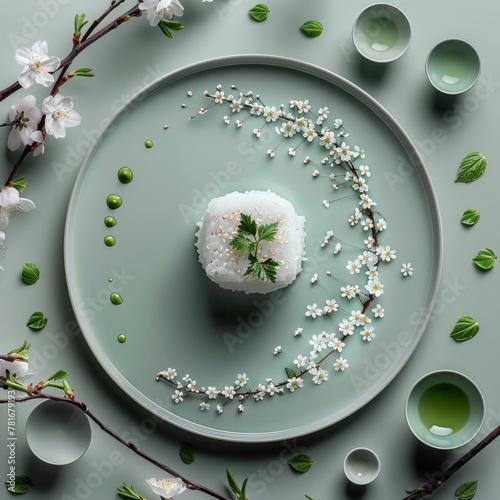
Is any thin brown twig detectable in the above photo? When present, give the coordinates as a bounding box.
[0,393,231,500]
[402,424,500,499]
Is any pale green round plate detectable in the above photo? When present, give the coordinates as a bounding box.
[64,55,442,442]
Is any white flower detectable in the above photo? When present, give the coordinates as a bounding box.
[334,142,352,163]
[364,236,376,249]
[294,355,308,368]
[0,187,35,231]
[333,242,342,254]
[205,386,218,399]
[319,129,335,149]
[303,127,317,142]
[338,319,355,336]
[309,333,328,353]
[340,285,359,299]
[199,402,210,411]
[361,327,376,341]
[353,146,366,159]
[221,385,236,399]
[358,251,376,266]
[376,218,387,231]
[7,95,42,151]
[329,337,345,352]
[146,478,187,499]
[294,327,303,337]
[349,310,365,326]
[359,164,370,176]
[334,357,349,371]
[401,262,413,276]
[312,368,329,385]
[235,373,249,387]
[230,97,244,113]
[216,405,224,414]
[376,245,397,262]
[286,376,303,392]
[333,118,343,129]
[15,41,60,88]
[238,403,245,413]
[172,390,184,403]
[346,259,362,274]
[273,345,282,355]
[249,101,263,115]
[139,0,184,26]
[42,94,81,139]
[266,381,278,396]
[162,367,177,380]
[359,193,376,209]
[365,277,384,297]
[324,299,339,314]
[360,218,374,231]
[372,304,384,318]
[263,105,279,122]
[305,303,322,318]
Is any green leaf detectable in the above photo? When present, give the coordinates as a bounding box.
[226,469,241,496]
[455,152,487,183]
[21,263,40,285]
[5,475,33,494]
[285,367,297,378]
[230,235,256,254]
[8,341,30,358]
[46,370,69,382]
[305,496,317,500]
[249,3,270,22]
[455,480,478,500]
[73,67,95,77]
[450,316,479,342]
[9,176,26,192]
[240,478,248,500]
[238,213,258,236]
[257,222,279,242]
[405,487,422,494]
[287,454,314,473]
[300,20,323,37]
[74,13,88,36]
[179,442,194,465]
[116,483,146,500]
[472,248,497,270]
[244,259,278,283]
[158,19,183,38]
[26,311,48,330]
[461,208,480,226]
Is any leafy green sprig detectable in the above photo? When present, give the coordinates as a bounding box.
[230,213,280,283]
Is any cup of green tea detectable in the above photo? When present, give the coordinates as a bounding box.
[405,370,485,450]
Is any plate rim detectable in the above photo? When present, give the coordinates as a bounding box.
[64,54,443,442]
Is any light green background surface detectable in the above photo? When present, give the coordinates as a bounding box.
[0,1,499,499]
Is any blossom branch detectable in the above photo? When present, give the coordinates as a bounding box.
[0,392,231,500]
[402,423,500,499]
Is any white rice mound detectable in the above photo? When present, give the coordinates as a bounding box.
[195,190,306,294]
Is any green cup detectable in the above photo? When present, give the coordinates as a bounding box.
[405,370,485,450]
[426,39,481,94]
[352,3,412,63]
[26,400,91,465]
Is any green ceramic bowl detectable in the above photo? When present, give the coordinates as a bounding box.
[405,370,485,450]
[26,400,91,465]
[352,3,412,63]
[426,39,481,94]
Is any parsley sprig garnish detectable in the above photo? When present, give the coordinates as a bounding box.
[230,213,280,283]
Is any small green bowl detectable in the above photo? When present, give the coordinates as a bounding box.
[26,400,91,465]
[426,39,481,94]
[352,3,412,63]
[405,370,485,450]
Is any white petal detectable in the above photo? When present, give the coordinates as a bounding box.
[14,48,32,66]
[18,69,35,89]
[43,56,60,72]
[42,95,56,114]
[32,40,48,56]
[17,197,36,213]
[65,110,81,128]
[35,71,55,87]
[7,130,23,152]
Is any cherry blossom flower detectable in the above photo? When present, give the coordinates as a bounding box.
[146,478,187,499]
[7,95,42,152]
[305,303,322,318]
[0,186,35,231]
[139,0,184,27]
[0,357,29,386]
[401,262,413,276]
[15,41,60,88]
[334,357,349,371]
[42,94,81,139]
[372,304,385,318]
